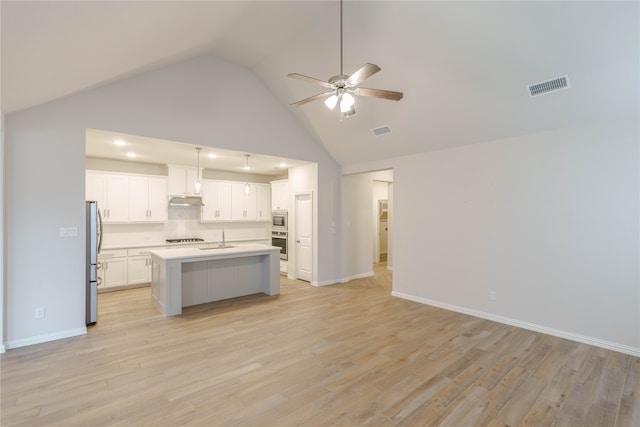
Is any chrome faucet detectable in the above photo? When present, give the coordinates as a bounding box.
[221,229,226,248]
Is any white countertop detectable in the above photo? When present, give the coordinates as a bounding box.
[150,243,280,262]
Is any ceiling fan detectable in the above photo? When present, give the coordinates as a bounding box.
[287,0,403,117]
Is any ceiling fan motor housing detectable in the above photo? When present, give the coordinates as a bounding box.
[329,74,349,88]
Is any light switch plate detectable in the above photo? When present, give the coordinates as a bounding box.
[59,227,78,237]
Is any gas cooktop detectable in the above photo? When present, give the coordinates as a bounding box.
[166,238,204,243]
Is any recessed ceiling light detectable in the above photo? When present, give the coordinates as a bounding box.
[114,139,126,146]
[208,153,217,159]
[126,152,136,158]
[279,162,287,168]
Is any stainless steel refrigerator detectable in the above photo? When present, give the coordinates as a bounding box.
[86,200,103,325]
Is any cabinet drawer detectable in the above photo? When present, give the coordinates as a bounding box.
[99,249,128,258]
[127,247,161,256]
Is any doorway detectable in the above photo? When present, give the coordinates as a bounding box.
[378,199,388,263]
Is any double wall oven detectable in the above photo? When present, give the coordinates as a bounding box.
[271,211,287,260]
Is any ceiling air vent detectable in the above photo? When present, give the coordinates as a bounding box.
[528,74,570,97]
[371,125,392,136]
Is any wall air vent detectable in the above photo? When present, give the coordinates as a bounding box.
[371,125,392,136]
[528,74,570,97]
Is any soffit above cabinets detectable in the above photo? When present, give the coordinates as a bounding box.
[85,128,311,177]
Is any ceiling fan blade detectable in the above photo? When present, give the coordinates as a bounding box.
[290,92,333,107]
[346,63,381,86]
[287,73,335,89]
[353,87,404,101]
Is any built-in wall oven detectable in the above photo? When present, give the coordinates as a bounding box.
[272,230,287,260]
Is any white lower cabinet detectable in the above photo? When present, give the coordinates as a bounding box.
[99,248,161,291]
[127,248,160,285]
[98,249,128,290]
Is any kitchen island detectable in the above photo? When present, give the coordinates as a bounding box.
[150,244,281,316]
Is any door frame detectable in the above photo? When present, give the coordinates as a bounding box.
[291,191,313,282]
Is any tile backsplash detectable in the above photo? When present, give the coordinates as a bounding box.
[102,206,271,247]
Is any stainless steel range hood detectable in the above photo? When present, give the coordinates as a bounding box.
[168,195,204,207]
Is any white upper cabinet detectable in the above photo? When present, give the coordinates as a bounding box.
[271,179,289,211]
[87,171,167,223]
[202,180,269,222]
[168,164,203,196]
[86,171,129,223]
[201,180,232,222]
[256,184,271,222]
[129,176,168,222]
[231,183,257,220]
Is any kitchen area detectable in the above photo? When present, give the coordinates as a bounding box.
[85,129,309,324]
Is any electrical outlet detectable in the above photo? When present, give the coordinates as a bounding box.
[35,307,45,319]
[489,291,496,301]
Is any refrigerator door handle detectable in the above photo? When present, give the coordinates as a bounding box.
[97,208,103,254]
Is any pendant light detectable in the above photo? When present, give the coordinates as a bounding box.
[244,155,251,195]
[195,147,202,193]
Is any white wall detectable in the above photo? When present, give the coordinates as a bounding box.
[341,119,639,354]
[391,120,639,354]
[3,56,341,348]
[0,111,5,353]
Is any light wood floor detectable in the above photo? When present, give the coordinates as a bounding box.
[2,264,638,426]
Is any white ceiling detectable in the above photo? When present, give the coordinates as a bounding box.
[86,128,309,176]
[2,1,638,167]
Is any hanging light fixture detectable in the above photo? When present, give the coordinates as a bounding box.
[244,155,251,195]
[195,147,202,193]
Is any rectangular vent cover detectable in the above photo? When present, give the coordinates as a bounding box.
[528,74,570,97]
[371,125,392,136]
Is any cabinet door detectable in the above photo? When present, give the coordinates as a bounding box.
[256,184,271,221]
[105,175,129,223]
[185,167,202,196]
[128,255,151,285]
[128,176,149,222]
[201,180,219,221]
[86,172,107,215]
[231,183,257,220]
[147,177,168,222]
[271,180,289,211]
[168,165,187,195]
[102,257,128,288]
[217,182,232,220]
[168,165,202,196]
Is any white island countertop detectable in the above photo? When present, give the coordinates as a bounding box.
[150,243,280,261]
[149,244,281,316]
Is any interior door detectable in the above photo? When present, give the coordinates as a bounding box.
[295,194,312,282]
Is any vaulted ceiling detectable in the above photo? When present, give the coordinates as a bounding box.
[2,1,638,166]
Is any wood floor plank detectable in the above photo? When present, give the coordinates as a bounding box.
[1,262,637,425]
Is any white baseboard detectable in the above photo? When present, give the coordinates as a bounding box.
[391,291,640,357]
[350,271,374,280]
[310,272,374,287]
[5,327,87,351]
[312,279,339,287]
[0,344,6,354]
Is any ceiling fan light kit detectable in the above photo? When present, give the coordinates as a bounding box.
[287,0,403,118]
